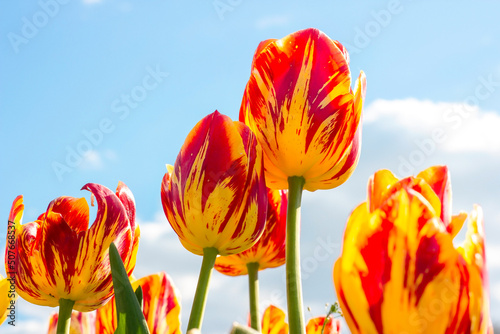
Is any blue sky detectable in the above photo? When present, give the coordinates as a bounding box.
[1,1,499,333]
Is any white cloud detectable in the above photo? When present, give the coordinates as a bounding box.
[487,244,500,269]
[137,212,172,242]
[493,282,500,303]
[78,149,116,171]
[79,150,103,170]
[364,98,500,154]
[255,15,290,30]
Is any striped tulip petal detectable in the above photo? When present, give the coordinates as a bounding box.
[95,272,181,334]
[47,311,96,334]
[417,165,452,226]
[161,111,267,256]
[456,206,492,333]
[334,167,493,334]
[6,183,138,312]
[214,189,287,276]
[240,28,366,191]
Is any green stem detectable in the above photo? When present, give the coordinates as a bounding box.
[187,247,218,331]
[230,323,261,334]
[286,176,306,334]
[56,298,75,334]
[246,262,261,331]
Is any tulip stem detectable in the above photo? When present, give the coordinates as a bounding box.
[286,176,306,334]
[188,247,218,331]
[247,262,261,331]
[56,298,75,334]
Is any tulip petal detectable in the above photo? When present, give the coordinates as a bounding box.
[8,195,24,228]
[115,182,140,275]
[417,165,452,226]
[48,196,89,233]
[0,275,10,325]
[367,169,399,212]
[261,305,289,334]
[456,205,491,333]
[448,212,467,239]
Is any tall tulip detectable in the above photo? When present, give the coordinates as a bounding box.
[6,182,139,333]
[215,189,287,330]
[239,27,366,333]
[334,166,493,333]
[239,28,365,192]
[161,111,267,330]
[95,272,181,334]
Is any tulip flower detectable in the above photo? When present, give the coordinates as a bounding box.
[256,305,341,334]
[239,27,365,333]
[334,167,493,333]
[306,316,341,334]
[95,272,181,334]
[47,311,96,334]
[215,189,287,330]
[161,111,267,330]
[239,27,366,192]
[6,182,139,333]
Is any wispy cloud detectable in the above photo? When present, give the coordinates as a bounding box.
[82,0,102,4]
[364,98,500,154]
[78,149,116,171]
[79,150,103,170]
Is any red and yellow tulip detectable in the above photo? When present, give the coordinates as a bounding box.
[260,305,341,334]
[161,111,268,256]
[214,188,287,276]
[306,316,341,334]
[239,28,366,191]
[95,272,181,334]
[47,311,96,334]
[6,182,139,312]
[334,166,492,333]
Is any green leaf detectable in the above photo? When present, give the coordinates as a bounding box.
[135,286,144,311]
[109,242,150,334]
